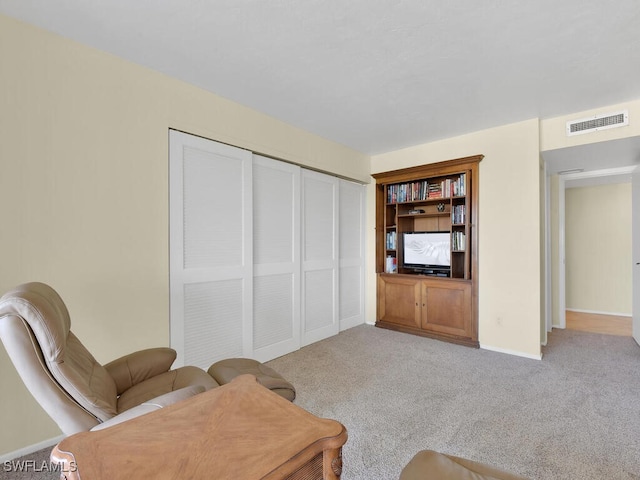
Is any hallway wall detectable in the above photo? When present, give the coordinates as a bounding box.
[565,183,632,315]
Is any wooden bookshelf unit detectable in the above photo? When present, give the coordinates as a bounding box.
[373,155,482,347]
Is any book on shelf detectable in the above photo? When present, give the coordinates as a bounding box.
[387,173,467,204]
[386,231,397,250]
[452,204,466,224]
[385,255,397,273]
[428,183,441,198]
[452,231,466,251]
[444,174,466,197]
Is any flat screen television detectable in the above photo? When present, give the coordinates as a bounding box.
[402,231,451,273]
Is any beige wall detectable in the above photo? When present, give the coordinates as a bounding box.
[565,183,632,314]
[0,15,369,456]
[370,119,542,359]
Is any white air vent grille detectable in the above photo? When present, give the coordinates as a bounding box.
[566,110,628,136]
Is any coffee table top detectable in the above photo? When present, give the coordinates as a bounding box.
[51,374,347,479]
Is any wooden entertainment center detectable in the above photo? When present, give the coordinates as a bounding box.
[373,155,482,347]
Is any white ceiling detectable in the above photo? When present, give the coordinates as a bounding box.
[1,0,640,160]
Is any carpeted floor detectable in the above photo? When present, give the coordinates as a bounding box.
[3,325,639,479]
[267,325,640,480]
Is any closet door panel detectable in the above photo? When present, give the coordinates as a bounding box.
[301,170,339,345]
[183,280,244,369]
[170,131,253,368]
[252,156,301,361]
[253,274,294,348]
[183,146,244,269]
[339,265,362,328]
[304,269,335,332]
[339,179,366,330]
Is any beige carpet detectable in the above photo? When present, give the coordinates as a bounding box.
[3,325,639,480]
[268,325,640,480]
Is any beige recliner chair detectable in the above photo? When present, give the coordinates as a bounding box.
[399,450,530,480]
[0,282,294,435]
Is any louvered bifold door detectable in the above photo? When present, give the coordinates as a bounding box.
[169,131,253,369]
[339,179,366,331]
[301,169,339,346]
[252,156,301,362]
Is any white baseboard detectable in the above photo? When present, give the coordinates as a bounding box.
[480,343,543,361]
[0,434,65,463]
[566,308,631,317]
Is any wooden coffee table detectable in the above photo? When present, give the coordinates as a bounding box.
[51,374,347,479]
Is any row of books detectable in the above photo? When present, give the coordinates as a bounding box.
[452,232,466,251]
[385,255,397,273]
[386,231,397,250]
[452,204,466,224]
[386,173,466,204]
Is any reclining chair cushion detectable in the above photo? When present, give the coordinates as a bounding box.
[3,282,71,363]
[117,366,219,413]
[208,358,296,402]
[104,347,178,395]
[3,284,120,421]
[52,332,119,419]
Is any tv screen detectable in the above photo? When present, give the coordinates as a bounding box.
[402,232,451,268]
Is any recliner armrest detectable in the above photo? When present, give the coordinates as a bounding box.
[104,347,177,395]
[90,385,205,431]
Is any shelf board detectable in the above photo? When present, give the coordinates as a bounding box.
[397,212,449,218]
[386,196,466,206]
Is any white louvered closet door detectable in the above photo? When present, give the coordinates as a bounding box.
[301,169,339,346]
[339,179,366,331]
[252,156,301,361]
[169,131,253,369]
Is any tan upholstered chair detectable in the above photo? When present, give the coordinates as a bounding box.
[399,450,529,480]
[0,282,222,435]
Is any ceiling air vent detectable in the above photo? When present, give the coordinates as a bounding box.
[566,110,628,136]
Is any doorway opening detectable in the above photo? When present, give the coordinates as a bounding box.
[561,171,633,338]
[542,135,640,346]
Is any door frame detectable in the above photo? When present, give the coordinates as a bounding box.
[632,166,640,345]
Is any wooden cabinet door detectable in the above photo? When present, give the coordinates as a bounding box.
[420,279,472,338]
[377,275,421,328]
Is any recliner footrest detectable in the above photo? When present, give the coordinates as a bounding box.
[207,358,296,402]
